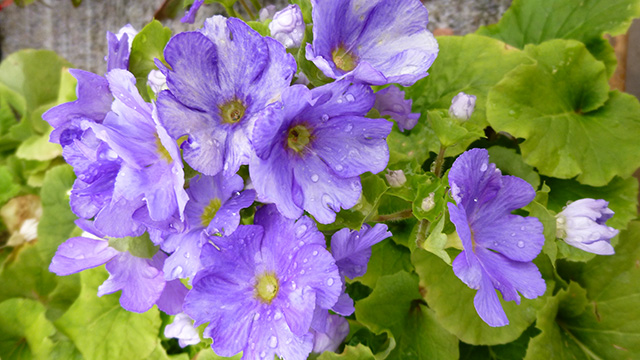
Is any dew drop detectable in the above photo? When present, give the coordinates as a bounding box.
[473,198,478,202]
[327,278,334,286]
[335,164,344,171]
[480,163,488,172]
[260,351,267,358]
[345,124,353,132]
[268,336,278,348]
[511,232,516,237]
[183,252,190,259]
[312,250,318,256]
[321,114,329,122]
[300,270,305,275]
[311,174,319,182]
[171,266,183,278]
[274,312,282,320]
[520,226,525,231]
[296,225,307,236]
[291,281,297,290]
[517,241,524,248]
[345,94,355,102]
[254,313,261,321]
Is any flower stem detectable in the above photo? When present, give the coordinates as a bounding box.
[238,0,256,20]
[224,5,241,19]
[374,209,413,222]
[250,0,262,12]
[433,145,446,178]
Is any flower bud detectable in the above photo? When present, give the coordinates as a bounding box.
[421,192,436,212]
[556,198,618,255]
[268,4,305,49]
[385,169,406,188]
[374,86,420,132]
[449,92,476,121]
[164,313,201,348]
[115,24,138,52]
[147,69,168,95]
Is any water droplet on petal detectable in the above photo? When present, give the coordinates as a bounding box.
[473,198,478,202]
[184,252,190,259]
[517,241,525,248]
[260,351,267,358]
[520,226,525,231]
[254,313,261,321]
[171,266,183,278]
[268,336,278,348]
[511,233,516,237]
[345,124,353,132]
[335,164,344,171]
[345,94,355,102]
[311,174,319,183]
[480,163,488,172]
[321,114,329,121]
[296,225,307,236]
[312,250,318,256]
[274,312,282,320]
[327,278,334,286]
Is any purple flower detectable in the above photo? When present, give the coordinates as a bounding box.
[162,173,256,281]
[331,223,392,279]
[374,86,420,132]
[556,199,618,255]
[250,80,392,224]
[448,92,476,121]
[305,0,438,86]
[184,205,342,360]
[311,313,349,354]
[49,220,187,314]
[181,0,204,24]
[165,313,201,347]
[84,69,188,237]
[447,148,546,327]
[106,25,137,71]
[156,16,296,177]
[269,4,305,49]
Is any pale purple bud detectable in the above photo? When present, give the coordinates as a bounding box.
[385,169,406,188]
[449,92,476,121]
[164,312,201,348]
[115,24,138,52]
[556,198,618,255]
[147,69,168,95]
[259,4,277,22]
[268,4,305,49]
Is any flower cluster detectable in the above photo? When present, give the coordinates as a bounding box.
[45,0,431,358]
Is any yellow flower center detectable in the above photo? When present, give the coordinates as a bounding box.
[219,99,246,124]
[201,198,222,227]
[287,124,311,153]
[332,46,358,72]
[255,272,279,304]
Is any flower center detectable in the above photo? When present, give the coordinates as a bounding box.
[156,134,173,163]
[219,99,246,124]
[201,198,222,227]
[255,272,279,304]
[332,46,358,72]
[287,124,311,153]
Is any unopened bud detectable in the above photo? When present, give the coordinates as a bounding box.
[449,92,476,121]
[269,5,305,49]
[421,192,436,212]
[385,169,406,188]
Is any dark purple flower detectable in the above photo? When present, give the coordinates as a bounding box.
[181,0,204,24]
[556,198,618,255]
[374,86,420,132]
[305,0,438,86]
[156,15,296,177]
[49,220,187,314]
[162,173,256,281]
[447,148,546,327]
[184,205,342,360]
[250,80,392,224]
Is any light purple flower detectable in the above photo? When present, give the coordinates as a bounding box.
[165,313,201,347]
[84,69,188,237]
[269,4,305,49]
[181,0,204,24]
[311,313,349,354]
[305,0,438,86]
[162,173,256,281]
[556,199,618,255]
[156,15,296,177]
[147,69,167,95]
[250,80,392,224]
[447,148,546,327]
[106,25,137,71]
[449,92,476,121]
[374,86,420,131]
[49,220,187,314]
[184,205,342,360]
[331,223,392,279]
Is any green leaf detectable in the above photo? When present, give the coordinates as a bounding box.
[129,20,172,101]
[411,173,446,222]
[15,130,62,161]
[459,324,540,360]
[405,34,533,133]
[486,147,540,190]
[352,240,412,288]
[0,165,20,205]
[317,344,378,360]
[428,110,484,149]
[412,249,544,345]
[487,39,640,186]
[356,271,459,360]
[526,201,558,264]
[0,243,59,303]
[528,223,640,359]
[246,21,270,36]
[108,232,159,259]
[546,176,638,231]
[55,267,162,360]
[0,50,72,112]
[386,120,439,166]
[419,215,451,264]
[477,0,640,75]
[37,165,77,261]
[0,298,56,360]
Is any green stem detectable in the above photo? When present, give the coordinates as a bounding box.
[415,219,430,248]
[433,145,446,178]
[250,0,262,12]
[224,4,241,19]
[374,209,413,222]
[238,0,256,20]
